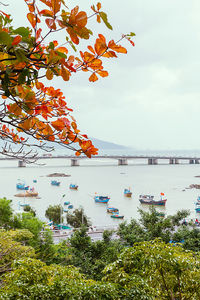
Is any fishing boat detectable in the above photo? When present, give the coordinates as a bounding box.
[124,188,132,197]
[107,207,119,213]
[64,201,70,205]
[196,196,200,205]
[111,213,124,219]
[68,204,73,209]
[69,184,78,190]
[19,202,30,207]
[94,196,110,203]
[15,187,38,198]
[16,182,29,190]
[51,180,60,186]
[139,193,167,206]
[33,179,37,183]
[195,203,200,213]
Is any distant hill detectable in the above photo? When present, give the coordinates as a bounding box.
[90,138,131,150]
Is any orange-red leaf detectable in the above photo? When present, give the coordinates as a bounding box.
[27,13,37,28]
[108,40,127,53]
[75,11,87,28]
[52,0,61,15]
[45,18,56,30]
[51,119,65,131]
[97,2,101,10]
[87,45,95,54]
[46,69,53,80]
[36,28,42,40]
[61,67,70,81]
[89,73,98,82]
[12,35,22,46]
[56,47,68,54]
[40,9,53,17]
[97,70,108,77]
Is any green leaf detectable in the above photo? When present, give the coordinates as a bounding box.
[56,51,67,59]
[0,31,12,45]
[13,27,30,38]
[127,32,136,37]
[99,12,113,30]
[15,49,28,62]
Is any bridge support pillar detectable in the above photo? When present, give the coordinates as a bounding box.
[175,159,179,164]
[71,159,79,166]
[148,158,153,165]
[195,160,199,164]
[152,159,158,165]
[169,159,174,164]
[118,158,128,165]
[18,160,26,167]
[189,159,195,164]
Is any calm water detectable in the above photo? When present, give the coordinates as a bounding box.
[2,158,200,226]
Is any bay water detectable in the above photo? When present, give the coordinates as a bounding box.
[2,157,200,226]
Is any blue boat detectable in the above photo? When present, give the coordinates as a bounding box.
[16,183,29,190]
[124,188,132,197]
[68,204,73,209]
[195,204,200,213]
[111,212,124,219]
[69,184,78,190]
[51,180,60,186]
[107,207,119,213]
[94,196,110,203]
[64,201,70,205]
[33,180,37,183]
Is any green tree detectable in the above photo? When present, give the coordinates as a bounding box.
[118,207,190,246]
[23,205,36,217]
[0,229,34,277]
[0,197,13,228]
[0,258,119,299]
[103,239,200,299]
[45,204,62,224]
[67,207,91,228]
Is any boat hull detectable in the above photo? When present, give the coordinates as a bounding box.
[94,196,110,203]
[111,215,124,219]
[124,193,132,197]
[139,199,167,206]
[15,192,38,197]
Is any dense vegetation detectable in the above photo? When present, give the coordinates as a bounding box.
[1,197,200,299]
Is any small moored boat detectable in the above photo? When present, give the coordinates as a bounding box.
[69,184,78,190]
[94,196,110,203]
[139,193,167,206]
[124,188,132,197]
[64,201,70,206]
[16,183,29,190]
[107,207,119,213]
[68,204,73,209]
[111,213,124,219]
[51,180,60,186]
[15,190,38,197]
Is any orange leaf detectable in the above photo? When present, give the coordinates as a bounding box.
[20,118,33,130]
[89,73,98,82]
[40,9,53,17]
[87,45,95,54]
[51,119,65,131]
[75,11,87,28]
[102,51,117,58]
[67,28,79,45]
[39,0,51,7]
[56,47,68,54]
[36,28,42,40]
[27,13,37,28]
[45,18,56,30]
[61,67,70,81]
[97,15,101,23]
[97,2,101,10]
[52,0,61,15]
[9,103,22,116]
[108,40,127,53]
[97,70,108,77]
[46,69,53,80]
[12,35,22,46]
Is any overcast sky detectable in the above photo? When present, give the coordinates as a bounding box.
[3,0,200,150]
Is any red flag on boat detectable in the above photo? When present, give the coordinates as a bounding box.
[160,192,164,196]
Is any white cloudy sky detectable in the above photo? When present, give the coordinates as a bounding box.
[3,0,200,149]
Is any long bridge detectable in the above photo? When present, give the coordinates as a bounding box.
[1,154,200,167]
